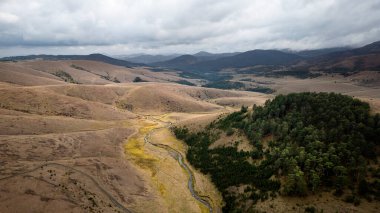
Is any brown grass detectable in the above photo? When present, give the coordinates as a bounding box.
[1,60,379,212]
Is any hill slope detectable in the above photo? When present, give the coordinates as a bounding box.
[154,49,303,73]
[153,54,199,68]
[174,92,380,212]
[0,60,193,86]
[303,41,380,72]
[119,54,180,64]
[1,53,142,68]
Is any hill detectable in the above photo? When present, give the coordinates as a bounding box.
[0,60,195,86]
[294,47,351,58]
[153,54,199,68]
[301,41,380,72]
[1,53,142,68]
[203,49,302,69]
[192,51,241,61]
[118,54,181,64]
[154,49,303,73]
[151,41,380,80]
[174,92,380,212]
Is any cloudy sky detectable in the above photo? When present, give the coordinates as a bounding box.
[1,0,380,57]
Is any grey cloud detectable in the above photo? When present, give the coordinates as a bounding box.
[0,0,380,56]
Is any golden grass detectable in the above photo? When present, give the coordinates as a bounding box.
[123,113,226,212]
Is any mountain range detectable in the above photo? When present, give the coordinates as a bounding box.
[152,41,380,73]
[2,41,380,75]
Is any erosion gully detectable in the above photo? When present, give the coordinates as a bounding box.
[143,116,214,213]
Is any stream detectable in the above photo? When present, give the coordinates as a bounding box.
[143,121,213,213]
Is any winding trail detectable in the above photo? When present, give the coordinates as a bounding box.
[143,116,214,213]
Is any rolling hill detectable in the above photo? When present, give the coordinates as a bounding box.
[153,54,199,68]
[117,54,181,64]
[154,49,303,73]
[1,53,143,68]
[152,41,380,76]
[300,41,380,72]
[0,60,195,86]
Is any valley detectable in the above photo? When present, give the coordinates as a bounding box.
[0,41,379,213]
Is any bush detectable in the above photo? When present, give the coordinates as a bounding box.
[226,128,234,136]
[358,179,369,195]
[133,77,146,82]
[304,206,316,213]
[344,194,360,205]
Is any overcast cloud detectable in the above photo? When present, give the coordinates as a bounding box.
[1,0,380,57]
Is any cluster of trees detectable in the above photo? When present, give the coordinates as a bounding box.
[246,87,274,94]
[173,92,380,212]
[133,77,147,82]
[202,80,275,94]
[202,80,245,90]
[174,80,196,86]
[260,70,322,79]
[70,64,87,71]
[54,71,77,84]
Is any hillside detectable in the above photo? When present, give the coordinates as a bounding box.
[174,92,380,212]
[1,53,142,68]
[1,54,379,212]
[0,60,195,86]
[301,41,380,72]
[150,41,380,80]
[118,54,180,64]
[0,76,270,212]
[294,47,351,58]
[153,54,199,68]
[154,49,303,73]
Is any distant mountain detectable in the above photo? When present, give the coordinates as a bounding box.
[206,49,302,68]
[153,55,199,68]
[302,41,380,71]
[294,47,351,58]
[122,51,241,64]
[1,53,142,67]
[193,51,240,61]
[193,51,215,57]
[154,49,303,72]
[314,41,380,60]
[119,54,181,64]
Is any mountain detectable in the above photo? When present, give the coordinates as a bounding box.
[205,49,302,68]
[152,41,380,75]
[193,51,215,57]
[154,49,303,72]
[315,41,380,60]
[1,53,142,68]
[118,54,181,64]
[294,47,351,58]
[193,51,240,61]
[153,54,199,68]
[302,41,380,71]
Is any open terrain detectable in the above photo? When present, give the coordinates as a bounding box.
[0,61,269,213]
[0,58,379,213]
[232,72,380,114]
[0,60,201,86]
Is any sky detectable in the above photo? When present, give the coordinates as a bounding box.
[1,0,380,57]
